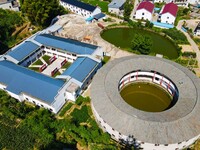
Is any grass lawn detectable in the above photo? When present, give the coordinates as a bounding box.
[102,56,111,65]
[80,0,108,12]
[53,71,61,77]
[42,55,51,65]
[61,62,71,69]
[29,67,39,72]
[32,59,43,65]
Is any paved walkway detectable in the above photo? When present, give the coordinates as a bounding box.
[42,58,63,76]
[40,57,48,65]
[176,20,200,69]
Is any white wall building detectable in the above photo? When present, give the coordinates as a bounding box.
[108,0,126,16]
[60,0,101,18]
[194,22,200,36]
[158,2,178,25]
[0,25,103,114]
[0,0,19,11]
[153,0,199,5]
[135,1,154,21]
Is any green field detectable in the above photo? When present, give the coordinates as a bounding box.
[32,59,43,65]
[120,82,172,112]
[42,55,51,64]
[29,67,39,72]
[80,0,109,12]
[52,71,61,77]
[61,62,71,69]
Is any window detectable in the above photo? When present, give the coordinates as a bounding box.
[112,134,115,137]
[41,105,44,107]
[33,101,36,104]
[142,13,144,15]
[26,98,29,101]
[155,144,159,146]
[167,17,169,19]
[72,54,76,57]
[50,108,53,112]
[164,144,168,146]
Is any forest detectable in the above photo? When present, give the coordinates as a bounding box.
[0,90,118,150]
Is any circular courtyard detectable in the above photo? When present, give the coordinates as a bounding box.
[91,55,200,150]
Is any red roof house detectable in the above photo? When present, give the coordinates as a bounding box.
[135,1,154,21]
[158,2,178,24]
[136,1,154,13]
[161,2,178,17]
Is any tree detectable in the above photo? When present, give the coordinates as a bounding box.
[21,0,67,27]
[145,20,153,28]
[131,33,152,54]
[123,0,133,21]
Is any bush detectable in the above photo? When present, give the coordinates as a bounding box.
[71,106,90,124]
[102,56,111,65]
[163,28,189,44]
[59,102,73,117]
[75,96,90,106]
[131,33,152,54]
[182,52,196,58]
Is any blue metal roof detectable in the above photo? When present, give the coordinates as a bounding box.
[7,41,40,62]
[61,0,96,12]
[108,0,126,8]
[62,57,98,82]
[34,34,98,55]
[93,13,106,20]
[0,60,65,104]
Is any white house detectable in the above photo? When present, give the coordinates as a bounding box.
[158,2,178,25]
[0,0,19,11]
[194,22,200,36]
[108,0,126,16]
[60,0,101,18]
[135,1,154,21]
[153,0,199,5]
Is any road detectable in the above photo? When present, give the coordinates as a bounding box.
[176,20,200,73]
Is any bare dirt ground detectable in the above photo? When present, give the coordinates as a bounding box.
[180,44,194,53]
[55,14,133,59]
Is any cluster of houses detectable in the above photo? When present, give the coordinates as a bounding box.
[134,1,178,25]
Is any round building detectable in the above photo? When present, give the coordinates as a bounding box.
[91,55,200,150]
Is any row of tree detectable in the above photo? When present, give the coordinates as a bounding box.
[21,0,67,27]
[0,90,118,150]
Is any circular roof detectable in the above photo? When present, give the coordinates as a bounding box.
[91,55,200,144]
